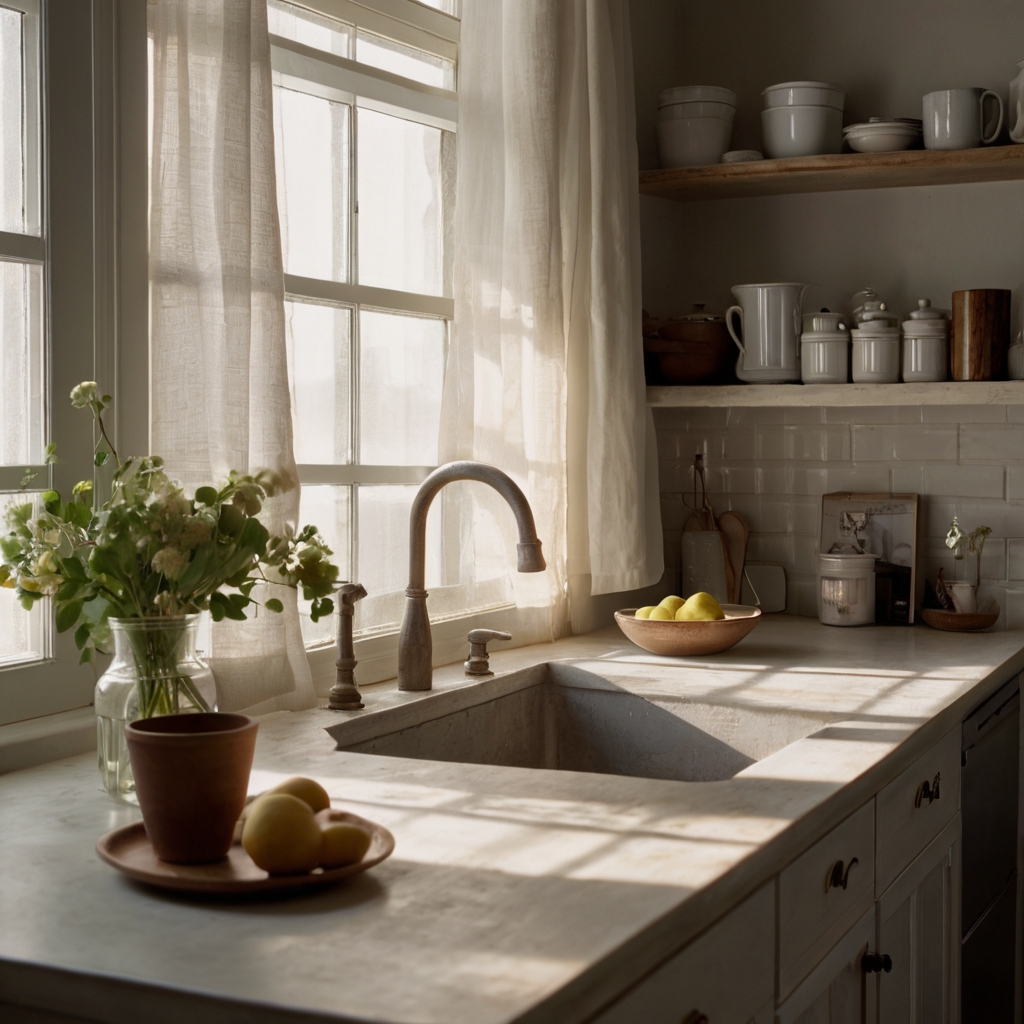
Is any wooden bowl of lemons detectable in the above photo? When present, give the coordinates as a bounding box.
[615,593,761,656]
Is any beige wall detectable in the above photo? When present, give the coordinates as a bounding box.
[632,0,1024,622]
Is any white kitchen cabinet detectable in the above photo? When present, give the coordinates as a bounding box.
[591,882,774,1024]
[876,814,961,1024]
[776,906,878,1024]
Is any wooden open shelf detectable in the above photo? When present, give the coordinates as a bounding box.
[647,381,1024,408]
[639,145,1024,202]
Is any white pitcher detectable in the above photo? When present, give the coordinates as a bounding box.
[726,283,810,382]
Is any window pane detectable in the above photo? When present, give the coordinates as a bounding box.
[1,5,38,235]
[285,298,352,464]
[297,484,352,645]
[356,30,455,91]
[357,108,446,296]
[359,310,444,466]
[418,0,459,14]
[267,0,352,57]
[0,581,45,666]
[0,260,44,466]
[274,87,351,282]
[357,484,441,598]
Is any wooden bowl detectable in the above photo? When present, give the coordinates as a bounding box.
[921,607,1000,632]
[615,605,762,656]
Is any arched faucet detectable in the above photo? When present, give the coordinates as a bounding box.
[397,461,546,691]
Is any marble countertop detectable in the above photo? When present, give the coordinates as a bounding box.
[2,615,1023,1024]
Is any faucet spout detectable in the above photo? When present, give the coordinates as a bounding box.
[398,461,545,691]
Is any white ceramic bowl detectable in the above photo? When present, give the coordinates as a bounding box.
[763,81,845,110]
[659,85,736,108]
[657,115,734,168]
[761,104,843,158]
[658,100,737,122]
[844,124,919,153]
[902,334,948,382]
[851,336,900,383]
[801,336,850,383]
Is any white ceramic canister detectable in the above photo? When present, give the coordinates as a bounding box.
[902,322,949,382]
[850,327,901,383]
[801,331,850,383]
[817,552,878,626]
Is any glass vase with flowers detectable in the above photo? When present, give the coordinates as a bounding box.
[0,383,339,800]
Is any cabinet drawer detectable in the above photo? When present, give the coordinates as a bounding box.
[592,882,774,1024]
[779,800,875,1000]
[876,726,960,896]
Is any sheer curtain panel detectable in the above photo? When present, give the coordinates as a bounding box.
[440,0,662,643]
[149,0,315,713]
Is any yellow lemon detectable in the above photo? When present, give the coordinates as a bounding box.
[269,776,331,813]
[648,605,674,620]
[316,811,372,868]
[242,793,322,874]
[676,592,725,621]
[658,595,685,615]
[634,606,657,619]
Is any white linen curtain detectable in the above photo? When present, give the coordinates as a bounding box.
[149,0,316,713]
[440,0,662,642]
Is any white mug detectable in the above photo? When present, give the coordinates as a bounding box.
[923,88,1004,150]
[1009,59,1024,143]
[726,283,809,382]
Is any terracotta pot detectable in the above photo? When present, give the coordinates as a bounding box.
[951,289,1011,380]
[126,713,258,864]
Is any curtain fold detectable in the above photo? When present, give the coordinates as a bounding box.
[439,0,662,643]
[149,0,315,713]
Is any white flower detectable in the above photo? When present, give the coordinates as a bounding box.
[151,546,189,580]
[32,550,59,576]
[70,381,98,408]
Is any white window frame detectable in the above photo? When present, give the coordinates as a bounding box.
[271,0,521,693]
[0,1,149,728]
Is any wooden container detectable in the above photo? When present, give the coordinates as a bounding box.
[952,289,1011,380]
[643,307,734,385]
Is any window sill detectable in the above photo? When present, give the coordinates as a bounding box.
[0,705,96,775]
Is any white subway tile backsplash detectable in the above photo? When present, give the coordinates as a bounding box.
[852,425,895,461]
[894,426,958,461]
[1006,588,1024,629]
[723,429,756,460]
[959,423,1024,462]
[923,464,1004,499]
[719,466,758,493]
[921,404,1007,424]
[827,466,892,492]
[1008,538,1024,580]
[655,403,1024,618]
[891,465,923,493]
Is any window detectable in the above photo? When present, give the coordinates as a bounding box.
[268,0,459,646]
[0,0,46,669]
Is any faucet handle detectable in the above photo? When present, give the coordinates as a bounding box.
[465,629,512,677]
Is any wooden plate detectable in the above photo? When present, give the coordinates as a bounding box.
[615,604,761,656]
[96,809,395,894]
[921,607,1000,632]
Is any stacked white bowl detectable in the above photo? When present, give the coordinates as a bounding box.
[657,86,736,167]
[761,81,845,159]
[901,299,950,382]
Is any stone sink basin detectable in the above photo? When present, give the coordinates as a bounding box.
[327,668,835,784]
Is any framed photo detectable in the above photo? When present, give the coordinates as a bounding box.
[819,492,920,624]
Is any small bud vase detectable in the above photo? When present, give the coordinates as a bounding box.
[94,615,217,802]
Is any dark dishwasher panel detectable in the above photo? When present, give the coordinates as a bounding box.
[961,677,1020,1023]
